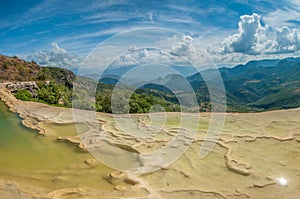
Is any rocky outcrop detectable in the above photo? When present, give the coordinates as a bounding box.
[0,81,38,91]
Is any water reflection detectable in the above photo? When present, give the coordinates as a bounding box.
[277,177,288,186]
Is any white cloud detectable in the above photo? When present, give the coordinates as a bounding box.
[68,27,131,40]
[223,13,268,54]
[157,15,200,25]
[112,48,182,68]
[222,13,300,55]
[23,43,82,70]
[167,4,227,16]
[84,0,128,12]
[263,0,300,29]
[274,26,300,53]
[172,35,194,54]
[147,12,154,22]
[108,34,211,70]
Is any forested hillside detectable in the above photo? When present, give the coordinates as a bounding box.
[1,54,300,113]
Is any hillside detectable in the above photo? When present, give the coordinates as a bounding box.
[0,54,75,107]
[223,58,300,111]
[0,54,42,82]
[188,57,300,111]
[0,54,75,86]
[1,54,300,113]
[140,57,300,112]
[0,54,180,113]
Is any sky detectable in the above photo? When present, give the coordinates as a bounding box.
[1,0,300,71]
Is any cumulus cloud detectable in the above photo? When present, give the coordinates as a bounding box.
[223,13,268,54]
[275,26,300,53]
[172,35,195,55]
[109,34,210,69]
[24,43,82,70]
[223,13,300,55]
[112,48,182,68]
[171,35,212,68]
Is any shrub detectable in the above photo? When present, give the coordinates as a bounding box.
[15,90,32,101]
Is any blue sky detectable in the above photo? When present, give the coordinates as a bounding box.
[1,0,300,69]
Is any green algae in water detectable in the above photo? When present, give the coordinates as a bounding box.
[0,101,113,193]
[0,101,82,170]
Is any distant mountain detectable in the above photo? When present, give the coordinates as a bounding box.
[103,65,136,77]
[93,56,300,112]
[190,57,300,111]
[99,75,119,85]
[170,65,198,76]
[140,83,173,93]
[141,57,300,111]
[143,74,194,92]
[96,64,198,86]
[1,54,300,112]
[237,59,280,68]
[102,64,198,78]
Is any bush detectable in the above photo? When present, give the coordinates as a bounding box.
[15,90,32,101]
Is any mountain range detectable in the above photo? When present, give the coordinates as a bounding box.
[1,54,299,112]
[97,57,300,112]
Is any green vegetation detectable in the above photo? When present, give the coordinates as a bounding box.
[36,82,72,107]
[0,54,41,82]
[95,88,180,113]
[14,82,72,107]
[2,54,300,113]
[13,77,181,113]
[188,58,300,112]
[15,90,32,101]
